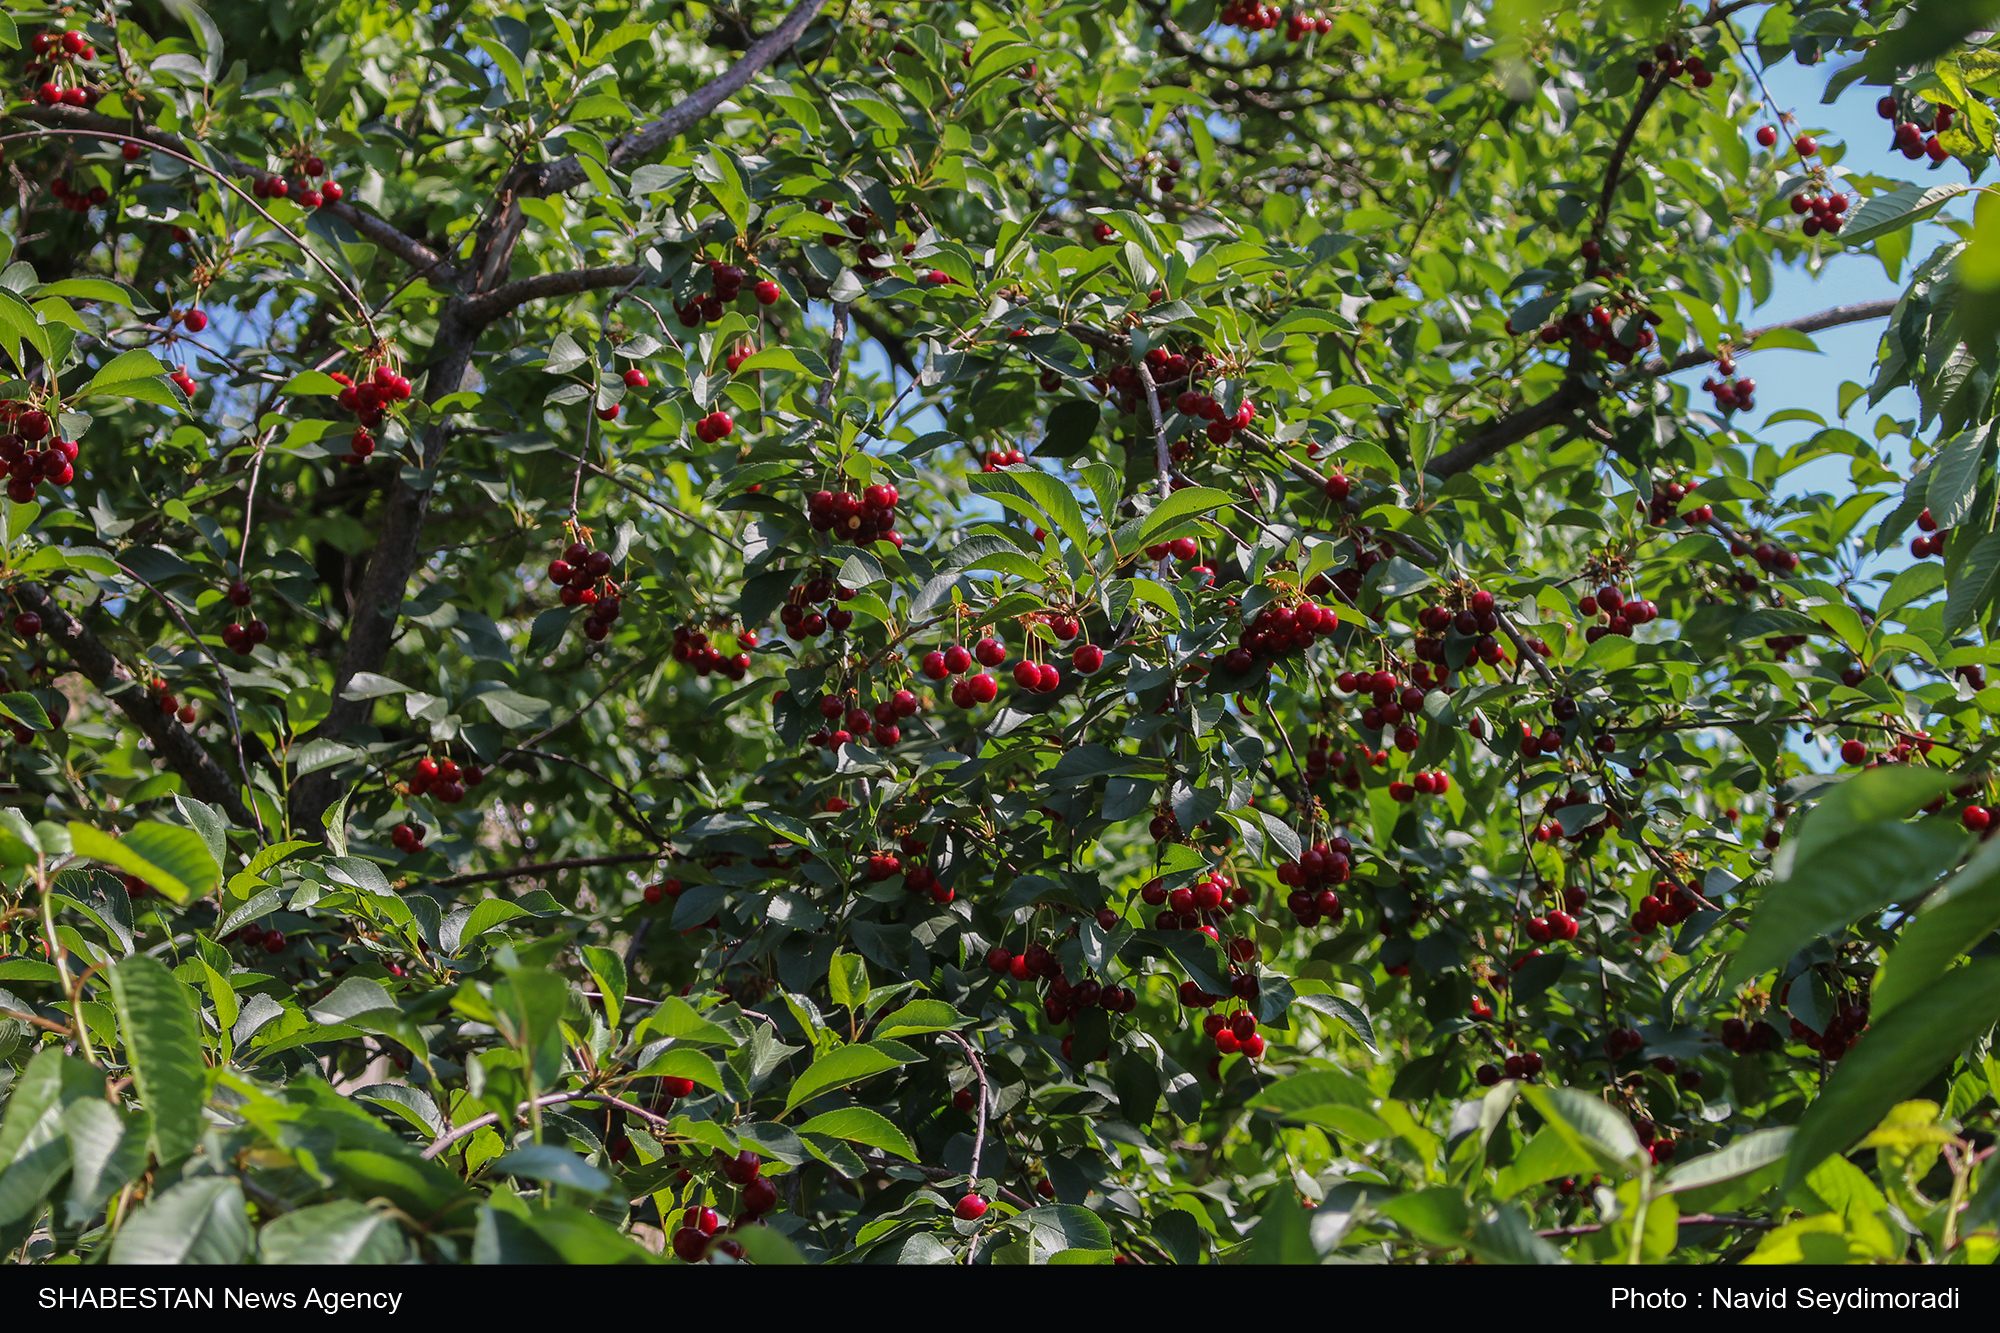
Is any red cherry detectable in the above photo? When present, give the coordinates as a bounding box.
[1072,643,1105,673]
[954,1193,989,1221]
[622,368,649,389]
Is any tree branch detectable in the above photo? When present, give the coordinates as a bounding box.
[11,106,456,284]
[1429,297,1898,478]
[15,581,255,826]
[459,264,642,325]
[1633,299,1899,378]
[515,1,830,202]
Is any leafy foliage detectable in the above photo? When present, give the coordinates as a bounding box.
[1,0,2000,1266]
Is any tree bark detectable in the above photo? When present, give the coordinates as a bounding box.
[14,581,256,826]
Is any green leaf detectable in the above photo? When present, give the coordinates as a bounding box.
[1838,182,1969,247]
[68,820,220,905]
[1875,836,2000,1015]
[1124,486,1238,552]
[637,996,738,1047]
[1660,1127,1793,1194]
[829,951,869,1011]
[1945,530,2000,634]
[977,467,1091,557]
[783,1042,913,1111]
[82,349,171,400]
[1730,791,1965,986]
[1378,1187,1471,1249]
[108,1175,251,1264]
[1784,959,2000,1188]
[1925,430,1987,531]
[1246,1183,1320,1263]
[796,1106,918,1160]
[492,1144,613,1193]
[871,999,968,1039]
[258,1199,410,1263]
[476,688,552,729]
[62,1098,147,1227]
[36,278,134,307]
[581,945,627,1031]
[107,953,207,1164]
[1520,1084,1643,1173]
[632,1046,725,1090]
[1005,1203,1113,1262]
[1249,1067,1375,1118]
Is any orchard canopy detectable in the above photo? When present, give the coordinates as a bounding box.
[1,0,2000,1269]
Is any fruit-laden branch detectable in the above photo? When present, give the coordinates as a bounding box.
[458,264,644,323]
[1430,298,1899,477]
[13,581,256,826]
[11,106,456,283]
[512,0,831,201]
[288,320,481,824]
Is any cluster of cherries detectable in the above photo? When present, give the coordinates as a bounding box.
[407,753,483,804]
[1787,186,1850,238]
[544,540,625,641]
[1219,2,1332,37]
[885,833,950,903]
[673,624,754,679]
[1697,346,1758,415]
[1474,1051,1545,1085]
[1579,583,1660,642]
[1088,346,1216,419]
[1910,507,1949,559]
[984,941,1140,1037]
[1139,868,1255,932]
[1642,478,1713,526]
[216,573,264,657]
[327,364,413,465]
[675,260,781,328]
[979,447,1029,472]
[1883,96,1953,165]
[1635,39,1715,89]
[1523,904,1582,943]
[779,571,855,641]
[0,404,78,503]
[818,689,918,751]
[250,154,343,211]
[1388,769,1452,803]
[1174,385,1258,447]
[45,177,108,215]
[689,408,735,442]
[1716,1016,1779,1054]
[226,923,290,954]
[145,676,199,726]
[1336,667,1427,754]
[1222,598,1341,676]
[26,27,98,106]
[1629,880,1701,936]
[220,616,271,656]
[1271,843,1350,927]
[1414,588,1507,666]
[806,483,901,547]
[1303,732,1385,791]
[390,822,429,855]
[1785,989,1870,1061]
[1534,304,1662,367]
